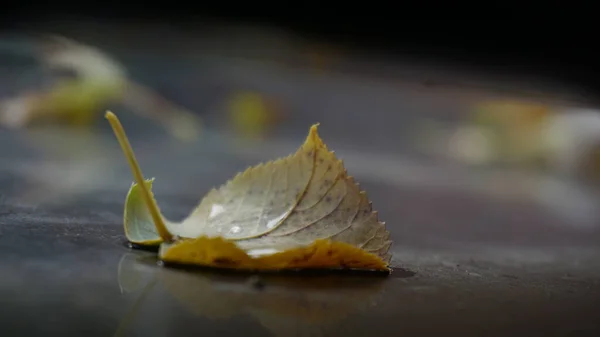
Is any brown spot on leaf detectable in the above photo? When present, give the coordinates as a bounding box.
[213,257,237,266]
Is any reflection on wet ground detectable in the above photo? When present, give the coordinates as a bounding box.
[2,226,598,337]
[116,253,390,337]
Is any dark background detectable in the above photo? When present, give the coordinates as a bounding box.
[3,3,599,92]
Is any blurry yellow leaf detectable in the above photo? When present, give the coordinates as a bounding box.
[0,36,127,130]
[0,35,202,142]
[228,91,283,138]
[474,100,550,126]
[471,100,551,163]
[106,111,392,272]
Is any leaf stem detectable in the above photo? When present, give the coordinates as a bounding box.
[105,111,172,241]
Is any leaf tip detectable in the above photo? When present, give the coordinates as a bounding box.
[309,122,320,136]
[304,123,326,149]
[130,177,155,188]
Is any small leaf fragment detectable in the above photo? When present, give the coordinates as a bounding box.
[107,111,393,272]
[123,179,162,245]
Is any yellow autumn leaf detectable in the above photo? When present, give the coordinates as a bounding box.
[106,111,392,272]
[470,100,551,165]
[228,91,283,139]
[0,35,203,142]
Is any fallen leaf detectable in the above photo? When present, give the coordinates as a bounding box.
[0,35,128,129]
[227,91,284,139]
[469,100,551,165]
[106,111,392,272]
[0,35,203,142]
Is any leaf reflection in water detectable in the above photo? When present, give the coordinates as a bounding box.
[116,252,388,337]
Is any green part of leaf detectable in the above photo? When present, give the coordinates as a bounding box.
[124,178,200,244]
[124,178,163,245]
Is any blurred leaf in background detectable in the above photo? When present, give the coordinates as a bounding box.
[0,35,203,141]
[227,90,285,139]
[469,100,550,166]
[0,35,127,128]
[542,108,600,182]
[428,98,600,184]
